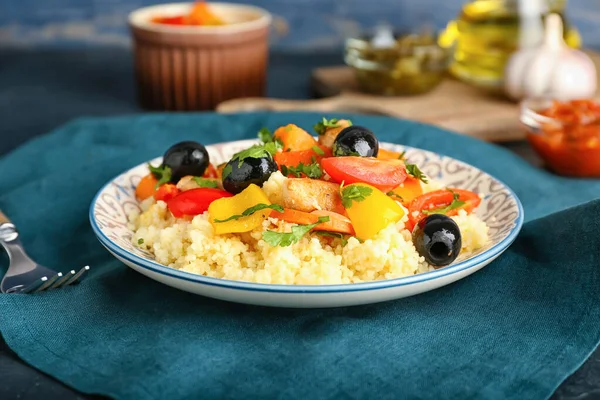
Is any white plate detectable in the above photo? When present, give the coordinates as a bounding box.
[89,140,524,308]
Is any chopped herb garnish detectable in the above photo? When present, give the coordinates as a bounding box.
[262,216,330,247]
[192,177,218,188]
[257,127,284,151]
[280,162,323,179]
[405,163,429,183]
[148,163,172,188]
[137,238,144,245]
[340,185,373,208]
[264,141,282,156]
[232,145,273,167]
[258,127,273,143]
[423,190,465,216]
[222,163,233,180]
[386,191,404,202]
[313,117,341,135]
[316,231,349,246]
[231,128,285,166]
[312,145,325,156]
[398,151,406,160]
[214,203,284,223]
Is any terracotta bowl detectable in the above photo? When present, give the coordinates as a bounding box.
[129,2,272,111]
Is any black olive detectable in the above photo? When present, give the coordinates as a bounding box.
[222,155,278,194]
[332,126,379,157]
[162,141,210,182]
[412,214,462,267]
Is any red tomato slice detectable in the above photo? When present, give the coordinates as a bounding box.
[407,189,481,231]
[154,184,180,202]
[167,188,233,218]
[321,156,407,192]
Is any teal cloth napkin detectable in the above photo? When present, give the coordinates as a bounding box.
[1,112,599,400]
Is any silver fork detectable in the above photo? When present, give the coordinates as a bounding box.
[0,210,89,294]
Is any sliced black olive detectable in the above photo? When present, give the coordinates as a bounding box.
[162,141,210,182]
[222,155,278,194]
[412,214,462,267]
[332,126,379,157]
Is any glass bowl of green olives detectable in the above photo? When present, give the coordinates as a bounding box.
[345,28,451,96]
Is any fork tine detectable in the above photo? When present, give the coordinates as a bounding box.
[33,273,61,293]
[49,270,75,289]
[63,266,90,286]
[21,276,48,294]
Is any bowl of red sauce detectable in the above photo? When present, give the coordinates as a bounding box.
[520,98,600,177]
[129,2,272,111]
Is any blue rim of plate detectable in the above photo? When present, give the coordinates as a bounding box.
[89,155,525,294]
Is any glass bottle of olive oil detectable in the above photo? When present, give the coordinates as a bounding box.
[439,0,581,90]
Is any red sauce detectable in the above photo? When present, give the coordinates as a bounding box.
[152,2,224,26]
[527,99,600,177]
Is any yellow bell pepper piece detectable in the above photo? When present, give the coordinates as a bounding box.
[390,176,423,206]
[342,183,405,240]
[208,184,272,235]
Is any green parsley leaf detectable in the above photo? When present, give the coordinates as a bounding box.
[386,191,404,202]
[333,147,361,157]
[312,145,325,156]
[137,238,144,245]
[222,163,233,180]
[313,117,340,135]
[304,163,323,179]
[232,145,273,167]
[315,231,349,246]
[423,190,466,216]
[263,141,281,156]
[147,163,164,177]
[262,216,330,247]
[280,162,323,179]
[231,131,283,168]
[148,163,172,188]
[192,177,218,188]
[405,163,429,184]
[258,127,273,143]
[257,127,283,152]
[340,185,373,208]
[214,203,284,223]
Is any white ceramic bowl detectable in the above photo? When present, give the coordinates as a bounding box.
[90,140,524,308]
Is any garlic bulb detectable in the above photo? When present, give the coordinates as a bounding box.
[504,13,597,101]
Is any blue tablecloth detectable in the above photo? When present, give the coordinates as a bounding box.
[0,112,599,400]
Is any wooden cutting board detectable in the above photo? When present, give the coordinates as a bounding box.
[216,51,600,143]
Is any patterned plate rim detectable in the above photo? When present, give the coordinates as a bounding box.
[89,143,525,294]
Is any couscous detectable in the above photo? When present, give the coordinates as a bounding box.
[130,119,489,285]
